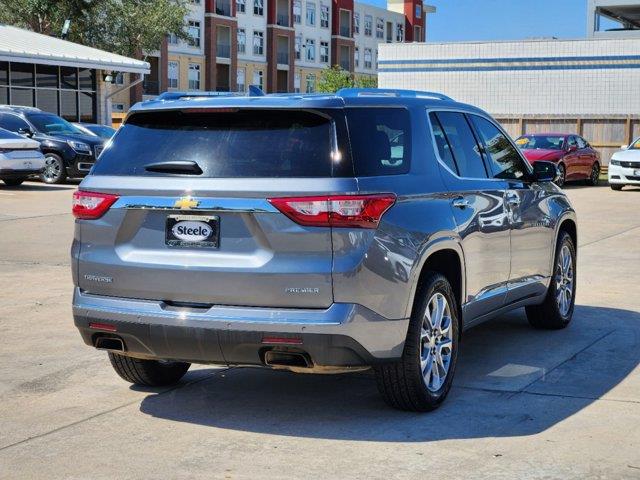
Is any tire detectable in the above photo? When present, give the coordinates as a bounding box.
[610,184,623,191]
[586,163,600,186]
[41,153,67,184]
[1,178,25,186]
[525,232,576,330]
[555,164,566,187]
[375,272,460,412]
[108,352,190,386]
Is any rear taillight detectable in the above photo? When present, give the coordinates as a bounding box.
[72,190,118,219]
[268,194,396,229]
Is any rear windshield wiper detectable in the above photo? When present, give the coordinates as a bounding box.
[144,160,203,175]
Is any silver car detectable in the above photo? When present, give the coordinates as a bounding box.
[71,89,577,411]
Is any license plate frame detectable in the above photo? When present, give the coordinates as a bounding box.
[165,214,219,249]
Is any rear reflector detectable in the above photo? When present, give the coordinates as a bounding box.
[261,336,304,345]
[268,194,396,229]
[89,322,117,332]
[72,190,118,219]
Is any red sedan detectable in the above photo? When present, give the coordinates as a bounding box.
[515,133,600,187]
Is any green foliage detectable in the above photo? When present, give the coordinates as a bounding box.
[316,65,378,93]
[0,0,189,58]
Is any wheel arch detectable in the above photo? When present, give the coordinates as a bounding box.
[405,239,465,320]
[552,212,578,273]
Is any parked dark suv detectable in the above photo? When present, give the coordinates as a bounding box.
[0,106,105,184]
[72,89,577,411]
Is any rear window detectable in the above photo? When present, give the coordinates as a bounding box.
[346,107,411,176]
[92,109,343,178]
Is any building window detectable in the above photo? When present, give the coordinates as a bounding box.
[415,3,422,19]
[253,70,263,90]
[168,33,179,45]
[293,0,302,23]
[364,15,372,36]
[168,61,179,88]
[305,74,315,93]
[238,28,246,53]
[114,72,124,85]
[254,0,263,16]
[237,68,246,91]
[355,47,359,67]
[375,49,378,68]
[320,4,329,28]
[413,25,422,42]
[188,63,200,89]
[295,35,302,60]
[305,38,315,61]
[364,48,372,69]
[112,103,125,113]
[190,0,201,3]
[237,0,246,13]
[253,31,264,55]
[396,23,404,41]
[187,21,201,47]
[306,2,315,26]
[376,17,384,39]
[320,41,329,63]
[354,12,360,34]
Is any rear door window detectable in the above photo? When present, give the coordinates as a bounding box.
[345,107,411,176]
[92,109,345,178]
[430,111,487,179]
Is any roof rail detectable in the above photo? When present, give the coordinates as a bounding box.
[336,88,453,101]
[155,91,239,101]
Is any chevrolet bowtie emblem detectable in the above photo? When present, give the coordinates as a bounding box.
[174,196,199,210]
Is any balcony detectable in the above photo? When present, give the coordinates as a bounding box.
[277,14,290,26]
[216,0,232,16]
[217,44,231,58]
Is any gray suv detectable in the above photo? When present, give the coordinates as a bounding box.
[72,89,577,411]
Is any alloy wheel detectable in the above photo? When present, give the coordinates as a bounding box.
[420,292,453,392]
[555,244,574,316]
[43,156,62,183]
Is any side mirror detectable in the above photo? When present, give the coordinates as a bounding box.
[17,127,34,138]
[620,144,628,150]
[567,144,578,152]
[532,161,558,183]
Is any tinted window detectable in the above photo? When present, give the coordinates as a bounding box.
[0,113,30,132]
[576,136,587,149]
[515,135,564,150]
[567,136,578,148]
[93,109,340,178]
[432,111,487,179]
[346,107,411,176]
[429,112,457,174]
[26,113,84,135]
[470,115,529,181]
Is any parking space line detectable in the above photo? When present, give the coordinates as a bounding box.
[579,224,640,248]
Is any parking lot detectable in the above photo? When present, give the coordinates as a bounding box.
[0,181,639,479]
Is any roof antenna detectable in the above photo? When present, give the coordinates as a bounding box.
[248,85,265,97]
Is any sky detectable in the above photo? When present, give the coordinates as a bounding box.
[364,0,589,42]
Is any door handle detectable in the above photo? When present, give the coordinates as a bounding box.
[452,197,470,209]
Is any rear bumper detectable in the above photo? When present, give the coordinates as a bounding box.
[0,167,44,178]
[72,288,408,367]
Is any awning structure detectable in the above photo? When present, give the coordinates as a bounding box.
[0,24,150,74]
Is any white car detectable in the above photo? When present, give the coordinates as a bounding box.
[0,127,45,186]
[609,137,640,190]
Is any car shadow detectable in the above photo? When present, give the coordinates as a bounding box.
[2,180,80,191]
[138,305,639,442]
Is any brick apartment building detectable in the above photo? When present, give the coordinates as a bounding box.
[111,0,434,112]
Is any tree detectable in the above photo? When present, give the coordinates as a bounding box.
[0,0,189,59]
[316,65,378,93]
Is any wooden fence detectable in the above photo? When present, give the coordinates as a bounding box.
[496,115,640,170]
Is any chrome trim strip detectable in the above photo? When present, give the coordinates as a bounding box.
[111,196,279,212]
